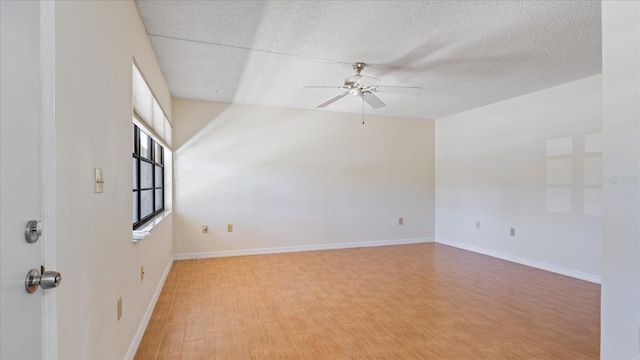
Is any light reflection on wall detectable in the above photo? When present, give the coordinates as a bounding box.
[545,134,602,216]
[546,137,573,213]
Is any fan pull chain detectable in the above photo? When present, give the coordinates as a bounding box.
[362,96,365,125]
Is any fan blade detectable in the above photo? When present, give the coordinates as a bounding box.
[316,92,349,108]
[373,85,422,96]
[363,92,385,109]
[303,85,346,89]
[346,74,380,86]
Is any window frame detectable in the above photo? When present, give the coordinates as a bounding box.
[133,123,164,229]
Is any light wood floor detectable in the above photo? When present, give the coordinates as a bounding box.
[134,243,600,359]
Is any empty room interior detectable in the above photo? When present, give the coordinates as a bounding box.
[1,1,639,359]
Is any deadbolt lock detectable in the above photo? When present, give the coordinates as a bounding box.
[24,220,42,243]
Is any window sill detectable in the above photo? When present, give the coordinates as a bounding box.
[132,210,172,243]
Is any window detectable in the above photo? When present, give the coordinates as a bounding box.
[133,124,164,229]
[131,61,172,231]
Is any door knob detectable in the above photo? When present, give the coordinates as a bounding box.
[25,268,61,294]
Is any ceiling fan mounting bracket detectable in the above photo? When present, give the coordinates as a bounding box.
[353,62,366,75]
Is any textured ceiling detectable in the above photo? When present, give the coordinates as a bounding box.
[136,1,601,120]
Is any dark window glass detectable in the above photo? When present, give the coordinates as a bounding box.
[140,131,151,159]
[132,192,137,223]
[132,158,138,188]
[154,142,162,163]
[154,165,163,186]
[154,190,163,212]
[133,124,164,229]
[141,190,153,218]
[141,161,153,188]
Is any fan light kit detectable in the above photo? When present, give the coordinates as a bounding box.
[304,62,422,110]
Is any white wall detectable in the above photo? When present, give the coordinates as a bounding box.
[54,1,173,358]
[435,75,602,281]
[600,1,640,357]
[172,100,435,255]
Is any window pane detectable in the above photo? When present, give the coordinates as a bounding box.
[132,158,138,189]
[155,189,163,211]
[140,131,150,159]
[141,161,153,188]
[133,124,138,154]
[154,165,163,185]
[141,190,153,218]
[154,142,162,163]
[133,191,138,223]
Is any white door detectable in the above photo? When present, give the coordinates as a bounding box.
[1,1,55,359]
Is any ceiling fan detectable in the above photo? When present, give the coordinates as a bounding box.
[304,62,422,109]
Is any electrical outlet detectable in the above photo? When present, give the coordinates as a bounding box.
[140,266,144,281]
[117,297,122,321]
[202,225,208,234]
[398,217,403,225]
[510,228,516,236]
[476,221,480,229]
[227,224,233,232]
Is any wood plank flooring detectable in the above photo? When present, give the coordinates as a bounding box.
[134,243,600,359]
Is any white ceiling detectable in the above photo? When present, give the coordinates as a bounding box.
[135,1,601,120]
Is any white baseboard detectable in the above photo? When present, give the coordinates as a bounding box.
[435,238,601,284]
[173,237,434,261]
[125,257,174,360]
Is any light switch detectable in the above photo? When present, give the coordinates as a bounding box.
[95,168,104,193]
